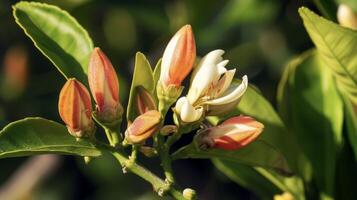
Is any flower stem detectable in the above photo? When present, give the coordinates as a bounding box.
[96,142,185,199]
[104,128,120,147]
[160,142,175,184]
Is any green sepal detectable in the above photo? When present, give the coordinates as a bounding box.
[156,81,183,116]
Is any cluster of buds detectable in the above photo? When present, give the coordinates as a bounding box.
[58,47,123,138]
[58,24,263,150]
[125,87,161,144]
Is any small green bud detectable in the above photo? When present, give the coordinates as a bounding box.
[183,188,197,200]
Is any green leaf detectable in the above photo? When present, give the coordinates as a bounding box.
[126,52,155,122]
[299,7,357,105]
[212,159,282,199]
[0,118,101,158]
[277,50,343,196]
[153,59,162,87]
[13,2,93,84]
[206,82,307,176]
[213,159,305,200]
[152,58,161,103]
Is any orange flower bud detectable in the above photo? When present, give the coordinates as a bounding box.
[135,86,157,115]
[198,116,263,150]
[125,110,162,144]
[58,78,94,138]
[1,46,28,100]
[160,24,196,86]
[88,47,123,123]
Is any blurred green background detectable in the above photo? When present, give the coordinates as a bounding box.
[0,0,320,199]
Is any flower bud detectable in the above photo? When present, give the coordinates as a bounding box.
[160,24,196,86]
[135,86,157,115]
[183,188,197,200]
[1,46,28,100]
[274,192,294,200]
[58,78,94,138]
[337,4,357,30]
[88,47,123,123]
[125,110,162,144]
[197,116,263,150]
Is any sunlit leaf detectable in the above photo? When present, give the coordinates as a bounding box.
[299,7,357,104]
[0,118,101,158]
[277,50,343,196]
[152,59,161,103]
[126,52,155,122]
[13,2,93,84]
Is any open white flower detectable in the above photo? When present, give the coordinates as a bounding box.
[174,50,248,123]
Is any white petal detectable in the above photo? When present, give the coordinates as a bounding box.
[190,49,225,83]
[187,63,218,103]
[202,49,225,64]
[175,97,187,113]
[160,33,181,82]
[217,60,229,75]
[216,69,236,97]
[180,101,203,123]
[187,50,228,102]
[205,75,248,105]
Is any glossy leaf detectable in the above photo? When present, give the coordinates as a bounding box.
[299,7,357,104]
[277,50,343,196]
[13,2,93,84]
[212,159,282,199]
[152,59,161,102]
[213,159,305,200]
[0,118,101,158]
[126,52,155,122]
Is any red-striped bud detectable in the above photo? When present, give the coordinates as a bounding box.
[198,116,263,150]
[135,86,157,115]
[125,110,161,144]
[88,47,123,123]
[160,24,196,86]
[58,78,94,138]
